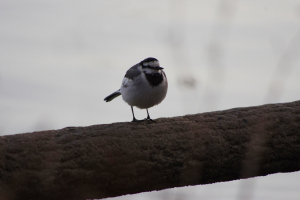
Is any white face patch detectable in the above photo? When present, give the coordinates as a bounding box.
[143,61,160,68]
[143,67,162,74]
[150,61,160,67]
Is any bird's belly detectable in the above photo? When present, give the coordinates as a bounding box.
[121,80,167,109]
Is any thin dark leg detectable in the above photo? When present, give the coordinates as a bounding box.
[146,109,156,122]
[131,106,139,122]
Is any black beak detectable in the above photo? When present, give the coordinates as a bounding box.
[156,66,164,70]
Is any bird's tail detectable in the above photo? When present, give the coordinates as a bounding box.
[104,89,121,102]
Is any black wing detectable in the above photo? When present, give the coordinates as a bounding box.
[124,64,141,80]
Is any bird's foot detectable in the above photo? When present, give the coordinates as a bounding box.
[131,117,156,123]
[145,117,156,123]
[131,118,144,122]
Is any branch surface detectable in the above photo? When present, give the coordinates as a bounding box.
[0,101,300,200]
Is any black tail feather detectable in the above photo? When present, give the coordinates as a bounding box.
[104,90,121,102]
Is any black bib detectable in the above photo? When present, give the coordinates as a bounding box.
[144,72,163,87]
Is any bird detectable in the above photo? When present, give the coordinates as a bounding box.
[104,57,168,122]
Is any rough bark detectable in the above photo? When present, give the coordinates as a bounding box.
[0,101,300,200]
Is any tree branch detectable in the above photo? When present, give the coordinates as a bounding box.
[0,101,300,200]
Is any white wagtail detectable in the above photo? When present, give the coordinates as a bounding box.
[104,57,168,122]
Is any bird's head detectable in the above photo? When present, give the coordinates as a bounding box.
[141,57,164,71]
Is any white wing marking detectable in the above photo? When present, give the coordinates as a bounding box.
[122,77,131,87]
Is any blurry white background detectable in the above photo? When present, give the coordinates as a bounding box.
[1,0,300,199]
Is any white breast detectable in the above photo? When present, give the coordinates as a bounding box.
[120,71,168,109]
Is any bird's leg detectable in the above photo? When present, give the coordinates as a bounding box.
[131,106,141,122]
[146,109,156,123]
